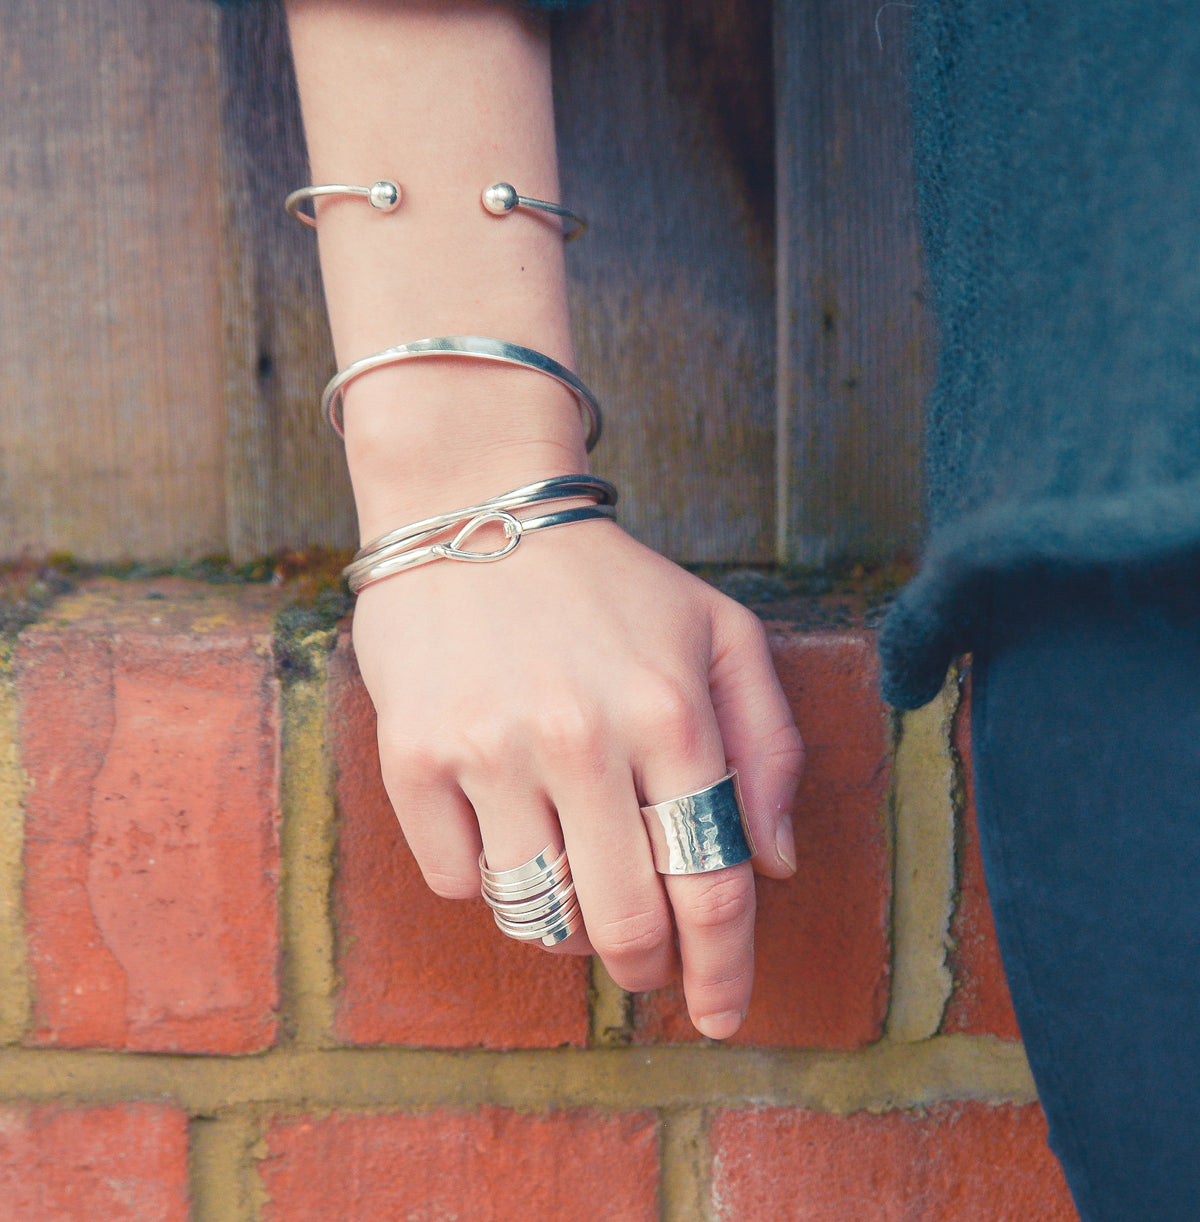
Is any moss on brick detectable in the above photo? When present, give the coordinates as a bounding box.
[273,587,352,683]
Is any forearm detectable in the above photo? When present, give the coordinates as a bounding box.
[284,0,587,539]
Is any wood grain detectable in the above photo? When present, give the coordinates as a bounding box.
[2,0,928,568]
[553,0,776,563]
[775,0,934,564]
[215,0,355,560]
[0,0,227,560]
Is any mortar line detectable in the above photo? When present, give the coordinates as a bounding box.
[0,1035,1035,1115]
[277,637,340,1048]
[885,672,960,1043]
[0,646,31,1045]
[589,957,633,1047]
[658,1107,712,1222]
[189,1108,268,1222]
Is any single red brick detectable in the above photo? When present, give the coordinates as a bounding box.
[328,637,591,1049]
[0,1103,190,1222]
[711,1103,1079,1220]
[943,671,1021,1039]
[260,1108,658,1221]
[634,632,891,1048]
[18,581,281,1053]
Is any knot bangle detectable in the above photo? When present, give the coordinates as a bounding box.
[344,474,618,594]
[284,180,401,227]
[321,335,602,451]
[354,475,617,561]
[346,503,615,593]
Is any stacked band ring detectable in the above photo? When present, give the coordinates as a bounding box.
[480,845,582,947]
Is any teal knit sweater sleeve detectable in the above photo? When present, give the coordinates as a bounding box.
[878,0,1200,709]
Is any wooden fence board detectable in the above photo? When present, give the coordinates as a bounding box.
[215,0,356,561]
[2,0,927,568]
[775,0,933,565]
[0,0,227,560]
[554,0,776,563]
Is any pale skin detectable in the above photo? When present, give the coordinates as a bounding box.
[284,0,805,1039]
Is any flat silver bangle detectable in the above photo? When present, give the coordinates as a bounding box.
[481,183,587,240]
[321,336,602,451]
[284,180,402,228]
[353,475,617,564]
[346,504,616,593]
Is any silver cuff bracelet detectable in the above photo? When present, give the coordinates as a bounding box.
[321,335,602,451]
[284,179,585,239]
[284,180,402,227]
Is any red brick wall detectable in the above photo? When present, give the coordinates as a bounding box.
[0,580,1078,1220]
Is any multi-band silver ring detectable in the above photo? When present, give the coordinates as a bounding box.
[284,179,585,239]
[640,770,756,875]
[480,844,582,947]
[321,335,602,451]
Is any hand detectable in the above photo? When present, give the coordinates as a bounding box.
[351,518,804,1039]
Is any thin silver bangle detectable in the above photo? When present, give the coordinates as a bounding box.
[481,183,587,240]
[321,336,602,451]
[284,180,402,228]
[283,180,585,239]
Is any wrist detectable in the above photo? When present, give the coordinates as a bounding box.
[341,362,591,541]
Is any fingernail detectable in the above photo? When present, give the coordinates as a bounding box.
[695,1010,743,1040]
[776,814,797,874]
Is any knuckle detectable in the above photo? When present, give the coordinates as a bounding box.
[589,906,672,963]
[630,673,707,756]
[608,959,674,994]
[420,866,480,902]
[455,715,522,775]
[376,728,444,777]
[677,870,754,932]
[726,602,769,650]
[765,721,806,774]
[534,700,606,766]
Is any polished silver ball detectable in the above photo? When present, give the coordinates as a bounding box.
[482,182,519,215]
[368,180,401,212]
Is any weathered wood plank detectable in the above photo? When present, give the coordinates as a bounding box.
[775,0,933,565]
[216,0,356,561]
[0,0,227,561]
[553,0,776,563]
[3,1,781,565]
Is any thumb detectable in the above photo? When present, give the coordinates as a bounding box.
[708,600,805,878]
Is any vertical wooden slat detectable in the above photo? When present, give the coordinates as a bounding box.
[0,0,227,561]
[775,0,933,565]
[553,0,776,563]
[2,2,783,565]
[216,0,356,561]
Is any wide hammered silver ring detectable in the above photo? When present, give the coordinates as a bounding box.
[639,770,756,875]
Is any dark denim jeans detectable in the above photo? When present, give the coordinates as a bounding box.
[972,562,1200,1221]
